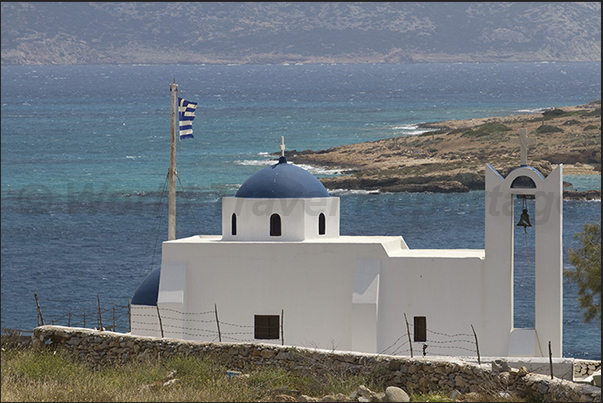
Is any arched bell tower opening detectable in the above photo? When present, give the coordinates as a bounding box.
[511,175,537,329]
[512,194,536,329]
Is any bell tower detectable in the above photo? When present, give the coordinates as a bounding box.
[482,129,563,357]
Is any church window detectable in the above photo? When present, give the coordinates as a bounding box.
[270,214,282,236]
[254,315,280,339]
[318,213,326,235]
[414,316,427,342]
[231,213,237,236]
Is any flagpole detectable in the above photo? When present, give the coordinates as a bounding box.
[168,79,178,241]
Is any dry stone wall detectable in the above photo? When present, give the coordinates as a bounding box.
[32,326,600,402]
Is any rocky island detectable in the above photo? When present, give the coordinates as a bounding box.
[286,100,601,199]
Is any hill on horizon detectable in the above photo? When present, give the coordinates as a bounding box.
[1,2,601,65]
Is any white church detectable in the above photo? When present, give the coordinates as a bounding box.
[130,130,563,358]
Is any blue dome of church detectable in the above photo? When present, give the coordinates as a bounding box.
[235,156,330,198]
[131,266,160,306]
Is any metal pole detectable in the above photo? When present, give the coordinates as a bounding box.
[168,79,178,241]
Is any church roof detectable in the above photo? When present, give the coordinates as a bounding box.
[131,266,160,306]
[235,156,330,198]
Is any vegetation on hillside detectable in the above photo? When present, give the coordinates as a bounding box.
[565,221,602,325]
[294,102,601,194]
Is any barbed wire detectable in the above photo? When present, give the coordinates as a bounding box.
[28,294,482,358]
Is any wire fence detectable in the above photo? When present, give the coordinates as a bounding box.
[379,327,480,360]
[14,291,484,360]
[130,305,278,344]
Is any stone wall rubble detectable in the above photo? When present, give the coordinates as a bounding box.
[32,326,600,402]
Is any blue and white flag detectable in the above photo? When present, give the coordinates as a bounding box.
[178,98,198,140]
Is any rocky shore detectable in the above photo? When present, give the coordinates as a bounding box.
[287,100,601,199]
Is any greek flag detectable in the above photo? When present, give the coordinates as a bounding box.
[178,98,198,140]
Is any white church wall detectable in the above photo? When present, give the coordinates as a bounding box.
[377,251,486,357]
[533,166,563,357]
[160,238,396,351]
[157,261,187,340]
[302,197,340,239]
[352,258,381,352]
[130,305,162,337]
[483,165,515,357]
[221,197,339,241]
[155,236,495,356]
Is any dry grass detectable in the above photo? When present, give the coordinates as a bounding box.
[1,340,529,402]
[1,343,374,402]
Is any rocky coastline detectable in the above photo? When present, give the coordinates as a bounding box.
[287,101,601,200]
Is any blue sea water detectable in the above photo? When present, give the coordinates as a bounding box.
[1,62,600,359]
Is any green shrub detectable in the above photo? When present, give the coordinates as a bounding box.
[542,108,566,117]
[461,123,511,139]
[535,125,563,134]
[562,119,581,125]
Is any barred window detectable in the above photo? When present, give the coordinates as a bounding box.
[254,315,280,339]
[414,316,427,342]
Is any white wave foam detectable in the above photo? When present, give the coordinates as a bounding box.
[390,123,434,136]
[235,159,276,166]
[515,108,547,114]
[329,188,377,195]
[235,158,350,175]
[291,163,351,175]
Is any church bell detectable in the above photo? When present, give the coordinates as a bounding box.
[516,196,532,228]
[516,208,532,228]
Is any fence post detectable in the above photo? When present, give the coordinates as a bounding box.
[156,305,164,338]
[83,307,86,328]
[404,313,413,358]
[34,291,44,326]
[128,298,131,332]
[68,311,71,327]
[97,294,103,330]
[471,324,481,365]
[113,302,116,332]
[281,309,284,346]
[214,303,222,342]
[548,341,554,379]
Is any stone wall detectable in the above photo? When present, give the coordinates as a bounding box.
[32,326,600,402]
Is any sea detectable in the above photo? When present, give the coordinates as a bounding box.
[1,62,600,360]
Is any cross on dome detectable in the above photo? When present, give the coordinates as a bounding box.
[280,136,286,157]
[513,128,536,166]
